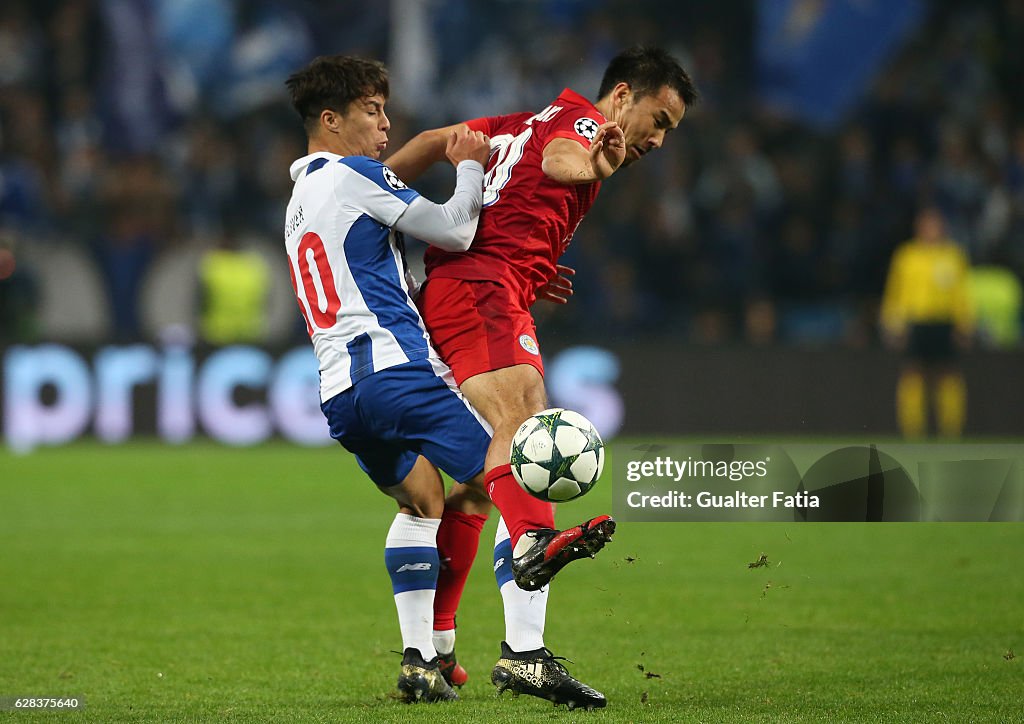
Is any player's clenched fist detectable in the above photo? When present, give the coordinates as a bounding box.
[446,127,491,168]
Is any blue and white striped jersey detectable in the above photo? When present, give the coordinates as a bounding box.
[285,151,440,402]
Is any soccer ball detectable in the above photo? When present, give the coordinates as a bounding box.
[509,408,605,502]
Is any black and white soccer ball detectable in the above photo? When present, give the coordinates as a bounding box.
[509,408,605,502]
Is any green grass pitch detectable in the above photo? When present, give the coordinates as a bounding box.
[2,442,1021,722]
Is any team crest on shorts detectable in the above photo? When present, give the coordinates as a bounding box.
[574,117,600,141]
[518,334,540,355]
[383,166,408,191]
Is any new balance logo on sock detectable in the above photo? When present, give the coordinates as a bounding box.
[396,562,433,573]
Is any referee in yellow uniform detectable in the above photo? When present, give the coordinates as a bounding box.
[880,207,973,438]
[199,238,271,345]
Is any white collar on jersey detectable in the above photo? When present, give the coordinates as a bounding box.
[289,152,342,181]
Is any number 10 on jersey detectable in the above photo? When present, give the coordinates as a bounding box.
[289,232,342,333]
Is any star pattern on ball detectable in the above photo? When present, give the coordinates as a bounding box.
[510,409,605,502]
[543,417,583,485]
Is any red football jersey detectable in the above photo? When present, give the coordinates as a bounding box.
[424,89,606,305]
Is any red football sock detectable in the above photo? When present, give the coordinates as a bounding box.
[486,464,554,548]
[432,507,488,632]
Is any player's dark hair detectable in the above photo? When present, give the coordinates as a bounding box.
[286,55,389,136]
[597,46,698,107]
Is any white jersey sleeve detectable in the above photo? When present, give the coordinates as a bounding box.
[332,155,421,226]
[395,160,484,251]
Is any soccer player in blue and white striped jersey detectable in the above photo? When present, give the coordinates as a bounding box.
[284,55,491,703]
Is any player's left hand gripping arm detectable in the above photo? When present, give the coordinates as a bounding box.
[393,128,490,251]
[541,121,626,185]
[387,123,471,183]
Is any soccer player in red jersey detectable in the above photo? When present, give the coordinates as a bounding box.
[388,46,697,705]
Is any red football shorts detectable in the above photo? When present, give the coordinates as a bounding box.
[418,277,544,386]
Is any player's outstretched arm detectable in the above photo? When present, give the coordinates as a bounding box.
[541,121,626,185]
[388,123,470,182]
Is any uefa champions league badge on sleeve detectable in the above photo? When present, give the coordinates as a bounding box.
[382,166,408,191]
[611,442,1024,523]
[574,118,600,141]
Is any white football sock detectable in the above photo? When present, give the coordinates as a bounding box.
[384,513,441,661]
[432,629,456,656]
[494,517,548,652]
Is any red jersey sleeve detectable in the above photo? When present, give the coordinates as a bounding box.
[464,116,491,134]
[465,114,527,137]
[544,111,604,149]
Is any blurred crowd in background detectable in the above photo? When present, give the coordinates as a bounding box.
[1,0,1022,348]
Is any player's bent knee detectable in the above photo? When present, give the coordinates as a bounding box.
[494,394,549,434]
[446,477,493,515]
[496,399,547,434]
[385,489,445,519]
[461,365,548,425]
[383,456,447,518]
